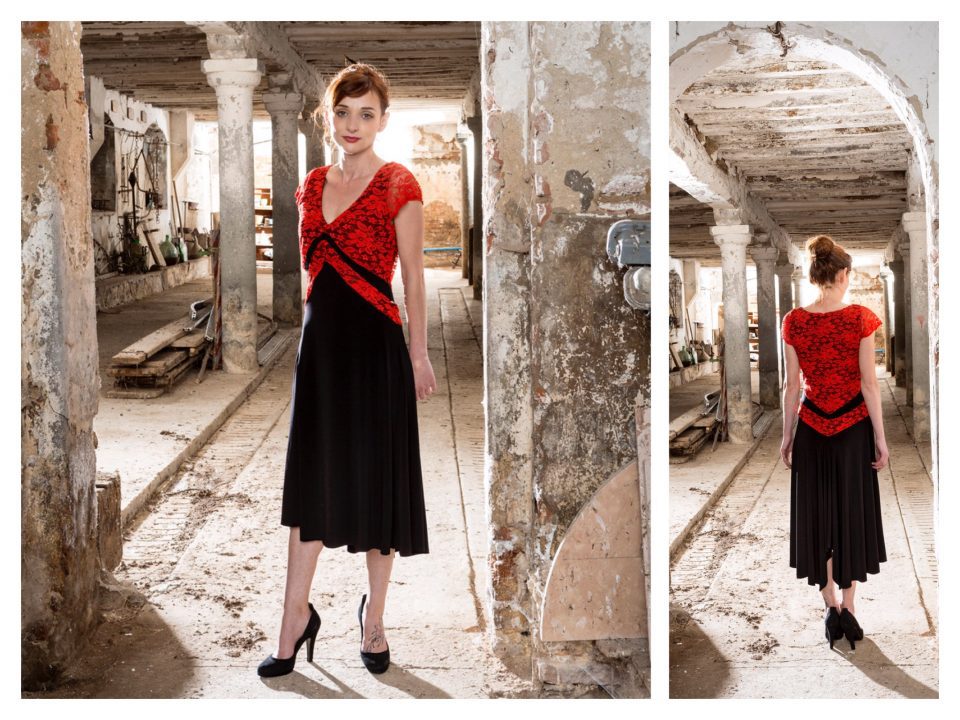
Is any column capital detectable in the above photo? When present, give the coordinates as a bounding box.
[792,267,804,281]
[202,58,264,90]
[775,261,795,279]
[901,211,927,236]
[750,246,779,265]
[887,258,904,274]
[263,90,304,116]
[896,238,911,258]
[709,224,752,247]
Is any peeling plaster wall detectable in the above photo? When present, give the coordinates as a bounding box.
[21,21,101,688]
[409,123,464,269]
[849,266,887,357]
[482,21,650,690]
[88,78,175,271]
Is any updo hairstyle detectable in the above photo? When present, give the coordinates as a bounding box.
[806,234,852,286]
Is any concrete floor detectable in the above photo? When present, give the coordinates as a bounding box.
[31,268,537,699]
[670,377,938,698]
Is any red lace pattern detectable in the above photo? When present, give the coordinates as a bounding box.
[295,161,423,325]
[782,304,882,435]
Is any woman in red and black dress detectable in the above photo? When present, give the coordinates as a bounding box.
[258,64,435,677]
[780,235,889,650]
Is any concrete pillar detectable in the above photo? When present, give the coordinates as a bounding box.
[263,84,304,327]
[751,244,779,408]
[710,224,753,443]
[890,257,907,387]
[467,114,483,299]
[21,21,101,687]
[902,211,930,441]
[203,57,264,373]
[775,261,795,383]
[299,97,326,173]
[879,266,894,375]
[456,133,471,280]
[898,239,913,403]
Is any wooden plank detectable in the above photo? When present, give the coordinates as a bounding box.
[111,315,192,365]
[670,427,706,450]
[103,386,165,399]
[107,349,188,377]
[156,354,199,387]
[169,330,207,350]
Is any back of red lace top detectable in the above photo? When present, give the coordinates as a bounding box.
[781,304,882,435]
[294,161,423,325]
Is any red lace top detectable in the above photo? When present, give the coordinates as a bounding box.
[782,304,882,435]
[295,161,423,325]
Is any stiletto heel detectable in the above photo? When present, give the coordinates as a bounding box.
[839,608,863,651]
[824,607,842,649]
[257,602,321,677]
[358,593,390,674]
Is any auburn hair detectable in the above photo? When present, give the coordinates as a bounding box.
[319,63,390,117]
[806,234,852,286]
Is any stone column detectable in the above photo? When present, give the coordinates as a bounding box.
[897,239,913,404]
[879,266,894,375]
[751,244,779,409]
[203,57,264,373]
[467,114,483,299]
[889,257,907,386]
[264,85,304,327]
[710,224,753,443]
[775,261,795,383]
[21,21,101,687]
[299,97,326,173]
[902,212,930,441]
[456,133,471,280]
[791,266,804,309]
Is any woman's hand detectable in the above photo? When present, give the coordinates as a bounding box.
[872,434,889,471]
[411,352,436,401]
[780,436,793,469]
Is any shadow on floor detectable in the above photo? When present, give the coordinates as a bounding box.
[669,604,730,699]
[836,637,938,699]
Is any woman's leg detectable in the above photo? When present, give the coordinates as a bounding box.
[821,555,839,608]
[840,580,857,615]
[274,526,324,658]
[362,548,396,652]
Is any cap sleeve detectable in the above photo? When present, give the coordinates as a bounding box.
[781,309,795,346]
[386,165,423,219]
[860,305,882,338]
[294,166,322,206]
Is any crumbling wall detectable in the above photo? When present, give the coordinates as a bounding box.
[409,123,463,269]
[21,21,101,689]
[87,77,175,274]
[849,266,887,357]
[482,21,650,694]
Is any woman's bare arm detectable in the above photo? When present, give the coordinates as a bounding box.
[781,342,802,468]
[859,336,889,470]
[395,200,436,400]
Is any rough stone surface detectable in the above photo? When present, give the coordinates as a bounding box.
[203,57,263,373]
[750,245,779,408]
[21,20,101,689]
[482,21,650,691]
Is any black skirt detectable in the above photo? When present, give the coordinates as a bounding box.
[281,262,429,556]
[790,415,886,589]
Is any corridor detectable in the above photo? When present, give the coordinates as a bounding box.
[25,269,537,699]
[670,376,937,698]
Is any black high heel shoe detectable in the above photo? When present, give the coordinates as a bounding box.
[257,602,321,677]
[839,608,864,650]
[358,593,390,674]
[824,607,843,649]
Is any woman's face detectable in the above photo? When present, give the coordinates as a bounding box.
[328,91,388,156]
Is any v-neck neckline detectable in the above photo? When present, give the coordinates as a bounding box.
[319,162,393,226]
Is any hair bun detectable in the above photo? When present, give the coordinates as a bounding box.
[808,235,835,262]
